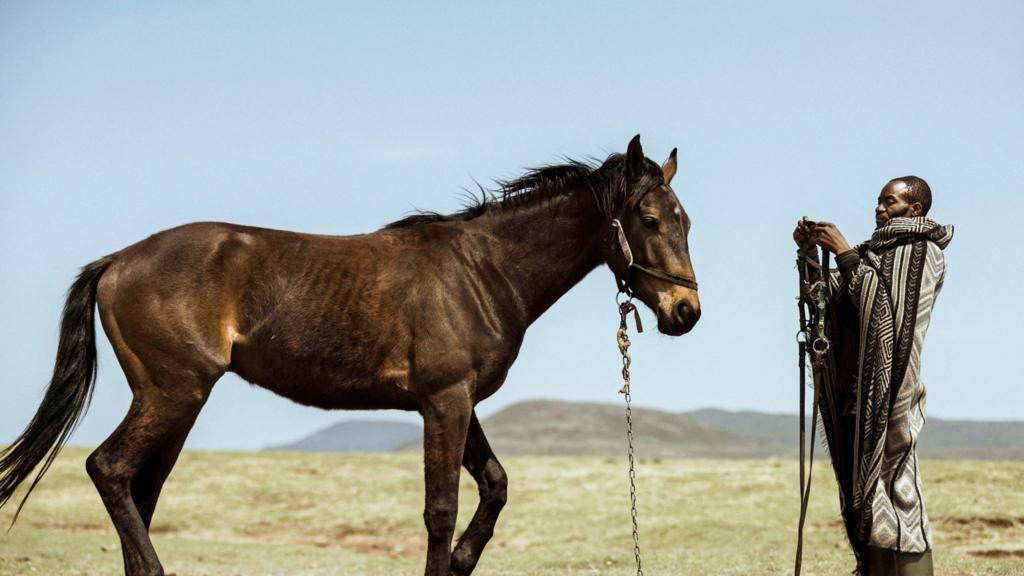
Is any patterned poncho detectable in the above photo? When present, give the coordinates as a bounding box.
[817,217,953,560]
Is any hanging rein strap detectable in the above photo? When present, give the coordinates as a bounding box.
[794,248,830,576]
[611,219,699,294]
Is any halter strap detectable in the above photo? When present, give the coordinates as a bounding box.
[610,219,699,294]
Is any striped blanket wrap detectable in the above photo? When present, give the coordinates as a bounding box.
[817,217,953,563]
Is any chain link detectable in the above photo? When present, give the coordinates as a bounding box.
[617,298,644,576]
[806,279,830,361]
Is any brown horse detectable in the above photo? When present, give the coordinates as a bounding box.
[0,135,700,576]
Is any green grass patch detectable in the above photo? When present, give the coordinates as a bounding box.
[1,449,1021,575]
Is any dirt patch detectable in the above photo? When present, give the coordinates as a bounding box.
[150,524,180,534]
[28,519,180,535]
[936,516,1024,530]
[816,516,1024,534]
[967,549,1024,559]
[235,520,278,537]
[234,521,425,558]
[303,533,425,557]
[318,523,425,557]
[28,520,106,532]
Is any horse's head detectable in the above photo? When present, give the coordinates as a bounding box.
[605,135,701,336]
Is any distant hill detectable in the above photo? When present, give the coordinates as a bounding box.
[684,408,1024,460]
[265,420,421,453]
[264,400,1024,460]
[471,400,787,458]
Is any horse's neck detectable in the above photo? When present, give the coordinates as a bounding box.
[467,193,606,326]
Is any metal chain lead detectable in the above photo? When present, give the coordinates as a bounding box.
[617,298,644,576]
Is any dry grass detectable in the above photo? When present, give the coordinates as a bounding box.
[1,448,1022,575]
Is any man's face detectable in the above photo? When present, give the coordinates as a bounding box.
[875,180,921,229]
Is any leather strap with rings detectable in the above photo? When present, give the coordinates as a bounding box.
[610,218,699,295]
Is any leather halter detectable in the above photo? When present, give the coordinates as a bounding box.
[609,218,699,296]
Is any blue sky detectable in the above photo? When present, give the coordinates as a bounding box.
[2,2,1021,450]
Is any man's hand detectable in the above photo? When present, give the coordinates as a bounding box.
[793,217,817,249]
[814,221,852,255]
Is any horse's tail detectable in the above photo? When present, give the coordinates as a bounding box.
[0,254,115,525]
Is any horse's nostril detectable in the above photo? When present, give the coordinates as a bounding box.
[675,301,690,321]
[675,300,701,327]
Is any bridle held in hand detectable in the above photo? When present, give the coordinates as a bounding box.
[794,247,831,576]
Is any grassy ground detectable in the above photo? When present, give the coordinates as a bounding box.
[1,448,1022,575]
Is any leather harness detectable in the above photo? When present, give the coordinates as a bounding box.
[608,218,699,295]
[794,248,831,576]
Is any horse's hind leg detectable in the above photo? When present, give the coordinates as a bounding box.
[88,379,212,575]
[88,311,221,575]
[450,412,507,576]
[131,415,200,529]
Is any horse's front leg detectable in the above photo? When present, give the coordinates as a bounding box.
[421,385,473,576]
[450,411,507,576]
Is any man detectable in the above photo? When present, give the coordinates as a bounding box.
[793,176,953,576]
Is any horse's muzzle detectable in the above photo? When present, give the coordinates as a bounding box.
[658,291,701,335]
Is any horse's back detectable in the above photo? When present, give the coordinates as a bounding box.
[92,220,511,409]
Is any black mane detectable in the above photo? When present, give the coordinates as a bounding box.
[385,154,657,229]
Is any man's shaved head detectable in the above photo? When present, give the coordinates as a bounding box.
[889,176,931,216]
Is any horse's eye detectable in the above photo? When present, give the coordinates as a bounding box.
[641,217,659,231]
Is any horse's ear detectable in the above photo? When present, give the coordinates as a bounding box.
[625,134,644,180]
[662,148,678,185]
